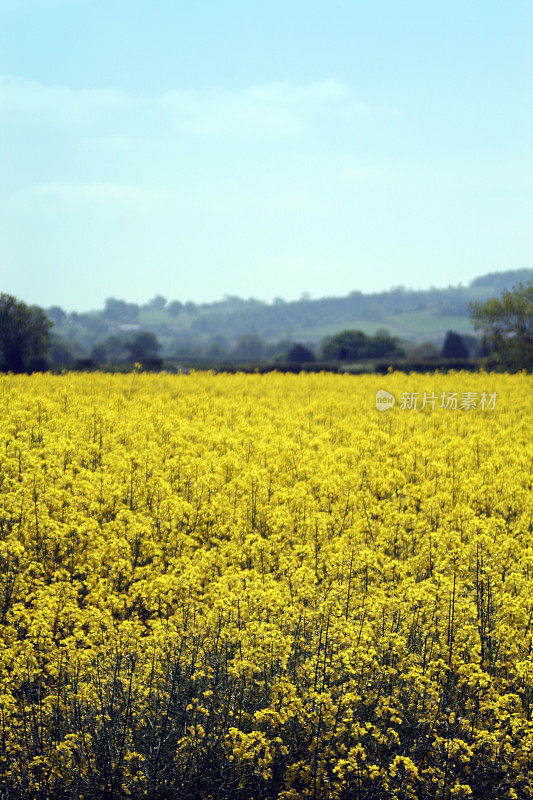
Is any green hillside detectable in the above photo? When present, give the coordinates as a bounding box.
[47,268,532,359]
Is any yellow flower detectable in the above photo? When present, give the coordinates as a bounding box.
[0,370,530,798]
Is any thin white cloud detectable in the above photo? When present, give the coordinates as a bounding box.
[0,75,135,125]
[158,80,371,138]
[27,182,174,207]
[159,88,302,138]
[1,76,387,140]
[243,80,351,106]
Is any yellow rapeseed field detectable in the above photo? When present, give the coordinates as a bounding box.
[0,370,532,799]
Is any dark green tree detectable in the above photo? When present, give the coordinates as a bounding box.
[124,331,161,362]
[470,281,533,369]
[321,329,403,361]
[90,335,127,364]
[0,294,52,372]
[441,330,469,359]
[102,298,139,323]
[366,329,404,359]
[322,330,368,361]
[287,343,315,362]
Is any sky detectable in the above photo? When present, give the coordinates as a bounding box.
[1,1,532,311]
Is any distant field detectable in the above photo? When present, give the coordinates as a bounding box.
[382,311,475,339]
[293,311,475,342]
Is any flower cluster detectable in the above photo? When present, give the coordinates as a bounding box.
[0,370,531,799]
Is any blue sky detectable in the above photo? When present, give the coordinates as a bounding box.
[1,1,531,310]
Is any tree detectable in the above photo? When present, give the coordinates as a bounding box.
[470,281,533,369]
[441,330,469,359]
[46,306,67,326]
[322,330,368,361]
[146,295,167,311]
[167,301,183,317]
[0,294,52,372]
[470,269,533,290]
[461,334,479,357]
[206,341,229,360]
[49,335,83,368]
[410,342,440,359]
[173,336,205,360]
[475,336,493,358]
[366,329,404,359]
[287,343,315,362]
[102,298,139,323]
[268,339,294,361]
[321,329,403,361]
[124,331,161,362]
[204,335,229,360]
[90,335,126,364]
[233,334,265,361]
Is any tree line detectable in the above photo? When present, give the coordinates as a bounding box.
[1,280,532,372]
[43,270,532,350]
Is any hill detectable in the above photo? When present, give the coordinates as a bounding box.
[47,268,532,358]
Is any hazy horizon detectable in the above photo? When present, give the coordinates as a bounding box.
[1,1,531,311]
[27,267,531,315]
